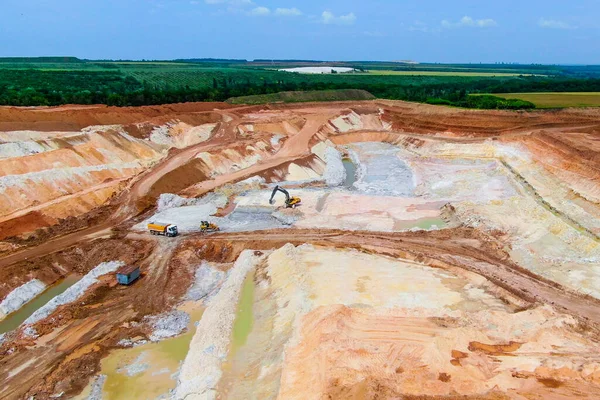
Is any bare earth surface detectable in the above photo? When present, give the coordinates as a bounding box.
[0,100,600,399]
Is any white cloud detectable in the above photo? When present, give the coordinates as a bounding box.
[204,1,304,19]
[250,6,270,16]
[442,16,497,28]
[321,11,356,25]
[275,7,302,17]
[539,18,575,29]
[204,0,255,14]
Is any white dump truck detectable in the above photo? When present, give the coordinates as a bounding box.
[147,222,178,237]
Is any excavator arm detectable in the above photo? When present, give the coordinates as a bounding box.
[269,185,290,205]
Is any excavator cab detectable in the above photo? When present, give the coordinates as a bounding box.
[269,185,301,209]
[286,197,301,208]
[200,221,220,233]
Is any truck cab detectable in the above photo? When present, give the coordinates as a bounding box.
[166,225,178,237]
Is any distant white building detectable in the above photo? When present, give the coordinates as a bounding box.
[279,66,356,74]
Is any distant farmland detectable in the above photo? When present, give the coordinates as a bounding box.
[2,57,600,108]
[363,70,542,77]
[492,93,600,108]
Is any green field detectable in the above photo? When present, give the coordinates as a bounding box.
[1,61,510,89]
[364,70,541,77]
[1,58,600,109]
[492,92,600,108]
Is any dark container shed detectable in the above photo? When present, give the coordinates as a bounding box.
[116,265,141,285]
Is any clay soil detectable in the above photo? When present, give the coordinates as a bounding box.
[0,102,234,132]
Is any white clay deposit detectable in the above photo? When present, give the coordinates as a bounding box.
[323,146,346,187]
[0,280,46,320]
[24,261,123,326]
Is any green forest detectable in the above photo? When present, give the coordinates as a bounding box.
[1,59,600,109]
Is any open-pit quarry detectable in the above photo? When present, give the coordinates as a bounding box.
[1,100,600,399]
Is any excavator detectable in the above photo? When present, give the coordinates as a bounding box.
[200,221,220,233]
[269,185,301,208]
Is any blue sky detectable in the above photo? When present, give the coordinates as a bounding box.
[1,0,599,63]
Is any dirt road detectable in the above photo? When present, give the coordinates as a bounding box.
[0,111,244,268]
[183,112,336,196]
[0,109,334,268]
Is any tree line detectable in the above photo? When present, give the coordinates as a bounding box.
[2,68,600,109]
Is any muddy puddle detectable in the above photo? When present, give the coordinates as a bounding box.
[0,275,80,335]
[76,302,204,400]
[342,158,357,187]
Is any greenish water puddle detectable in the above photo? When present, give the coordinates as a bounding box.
[342,158,357,187]
[218,270,257,397]
[231,270,255,354]
[76,303,205,400]
[0,275,80,334]
[395,217,447,231]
